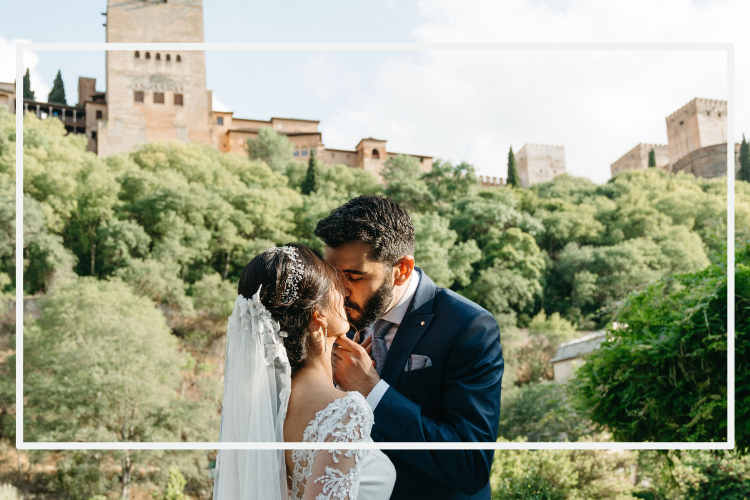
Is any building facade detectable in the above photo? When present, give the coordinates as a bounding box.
[0,82,15,112]
[515,144,566,188]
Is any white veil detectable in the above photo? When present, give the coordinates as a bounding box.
[212,288,292,500]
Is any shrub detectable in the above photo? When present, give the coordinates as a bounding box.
[190,272,236,318]
[498,381,592,442]
[570,250,732,442]
[490,442,638,500]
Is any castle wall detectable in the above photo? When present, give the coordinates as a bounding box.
[100,0,211,157]
[318,149,359,168]
[0,82,15,113]
[666,98,727,166]
[670,142,740,179]
[516,144,566,187]
[610,143,669,177]
[270,117,319,134]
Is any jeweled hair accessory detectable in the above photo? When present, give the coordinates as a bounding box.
[265,246,305,304]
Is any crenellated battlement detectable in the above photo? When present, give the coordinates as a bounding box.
[667,97,727,121]
[519,143,565,151]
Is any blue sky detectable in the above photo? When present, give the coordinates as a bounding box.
[1,0,745,183]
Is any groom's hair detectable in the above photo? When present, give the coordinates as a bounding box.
[314,195,415,265]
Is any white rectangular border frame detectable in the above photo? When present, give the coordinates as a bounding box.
[15,42,735,451]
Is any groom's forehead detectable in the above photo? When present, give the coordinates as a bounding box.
[324,243,380,271]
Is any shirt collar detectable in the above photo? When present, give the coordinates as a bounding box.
[381,269,420,326]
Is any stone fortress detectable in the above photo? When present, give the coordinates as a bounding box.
[1,0,433,180]
[611,98,739,179]
[0,0,734,186]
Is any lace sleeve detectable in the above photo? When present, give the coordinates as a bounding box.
[300,393,373,500]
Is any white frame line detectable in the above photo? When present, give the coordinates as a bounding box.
[15,42,735,451]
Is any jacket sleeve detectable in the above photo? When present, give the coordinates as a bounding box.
[371,309,504,496]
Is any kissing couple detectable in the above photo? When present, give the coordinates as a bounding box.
[213,195,504,500]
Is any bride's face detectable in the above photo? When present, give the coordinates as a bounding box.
[325,287,350,338]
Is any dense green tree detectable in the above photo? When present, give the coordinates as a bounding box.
[739,134,750,182]
[381,154,433,212]
[47,70,66,104]
[301,149,317,195]
[736,244,750,454]
[115,258,194,314]
[23,278,208,499]
[507,146,520,188]
[23,68,34,100]
[411,212,481,288]
[570,248,736,443]
[648,147,656,168]
[422,159,479,207]
[23,194,77,294]
[245,127,294,172]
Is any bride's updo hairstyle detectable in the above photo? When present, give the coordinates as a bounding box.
[237,243,346,373]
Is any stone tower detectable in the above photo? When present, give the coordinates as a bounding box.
[98,0,213,157]
[665,98,727,167]
[515,144,566,188]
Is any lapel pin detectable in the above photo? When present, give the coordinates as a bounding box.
[421,321,425,325]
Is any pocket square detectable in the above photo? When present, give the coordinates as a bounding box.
[404,354,432,371]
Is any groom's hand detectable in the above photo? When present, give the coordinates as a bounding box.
[331,335,380,397]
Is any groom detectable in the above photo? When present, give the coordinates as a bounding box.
[317,195,504,500]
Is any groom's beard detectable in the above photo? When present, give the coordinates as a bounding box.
[345,275,394,332]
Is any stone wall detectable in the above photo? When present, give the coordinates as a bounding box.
[516,144,566,187]
[670,142,740,179]
[610,143,669,177]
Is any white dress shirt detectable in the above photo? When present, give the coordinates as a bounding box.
[364,270,421,410]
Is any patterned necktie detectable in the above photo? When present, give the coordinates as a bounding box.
[369,318,393,376]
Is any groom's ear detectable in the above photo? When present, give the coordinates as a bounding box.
[392,255,415,286]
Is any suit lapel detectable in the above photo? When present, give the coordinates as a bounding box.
[380,268,437,387]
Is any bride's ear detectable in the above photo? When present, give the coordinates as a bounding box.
[310,309,328,331]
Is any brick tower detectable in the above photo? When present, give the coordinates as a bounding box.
[98,0,212,157]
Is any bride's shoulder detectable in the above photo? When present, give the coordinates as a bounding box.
[305,391,373,443]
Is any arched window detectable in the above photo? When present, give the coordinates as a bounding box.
[145,52,151,59]
[156,53,161,60]
[135,51,140,58]
[166,54,171,62]
[176,55,181,62]
[372,149,380,159]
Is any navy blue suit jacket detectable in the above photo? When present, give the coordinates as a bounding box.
[355,268,504,500]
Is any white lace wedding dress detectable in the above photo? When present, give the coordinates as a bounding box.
[288,391,396,500]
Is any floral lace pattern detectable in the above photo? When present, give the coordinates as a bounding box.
[289,392,373,500]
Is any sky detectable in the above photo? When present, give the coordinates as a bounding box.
[0,0,745,184]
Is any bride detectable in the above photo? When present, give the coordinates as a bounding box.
[212,244,396,500]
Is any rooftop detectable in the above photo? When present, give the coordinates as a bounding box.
[550,331,607,363]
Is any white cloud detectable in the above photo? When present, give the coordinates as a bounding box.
[411,0,748,141]
[0,37,51,100]
[309,50,725,184]
[302,0,743,183]
[212,92,231,112]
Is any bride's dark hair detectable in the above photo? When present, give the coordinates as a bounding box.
[237,243,346,374]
